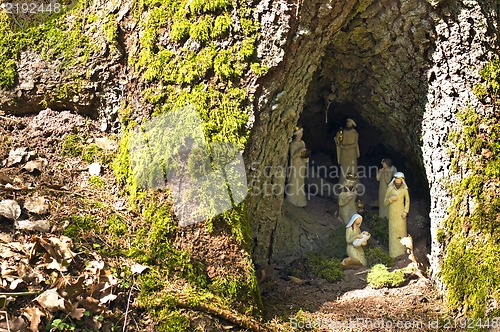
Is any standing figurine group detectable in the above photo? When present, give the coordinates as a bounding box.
[285,119,411,268]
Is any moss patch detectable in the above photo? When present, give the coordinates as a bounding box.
[307,253,344,283]
[321,226,347,259]
[367,264,410,289]
[0,0,117,90]
[364,211,389,249]
[365,246,394,267]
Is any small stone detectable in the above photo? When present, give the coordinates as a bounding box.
[88,162,101,176]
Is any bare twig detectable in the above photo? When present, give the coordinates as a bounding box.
[354,269,370,275]
[177,298,269,332]
[0,291,41,297]
[122,282,134,332]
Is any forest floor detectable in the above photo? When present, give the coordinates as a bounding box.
[0,109,476,331]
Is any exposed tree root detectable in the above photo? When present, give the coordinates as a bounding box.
[177,299,269,332]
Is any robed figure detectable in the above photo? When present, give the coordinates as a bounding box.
[334,118,359,183]
[384,172,410,258]
[286,126,309,207]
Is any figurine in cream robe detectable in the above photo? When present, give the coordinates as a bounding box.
[286,126,309,207]
[342,214,369,267]
[384,172,410,258]
[334,118,360,183]
[337,174,358,225]
[377,158,397,219]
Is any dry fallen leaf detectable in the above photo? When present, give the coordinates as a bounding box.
[69,307,86,320]
[95,137,118,151]
[6,147,28,167]
[23,159,46,173]
[0,199,21,220]
[23,307,44,332]
[24,196,49,215]
[35,288,66,312]
[15,219,51,232]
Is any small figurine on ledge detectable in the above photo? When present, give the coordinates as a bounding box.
[342,213,370,268]
[286,125,309,207]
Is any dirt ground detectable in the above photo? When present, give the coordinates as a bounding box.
[263,266,451,331]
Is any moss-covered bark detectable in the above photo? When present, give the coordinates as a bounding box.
[441,60,500,319]
[111,0,265,328]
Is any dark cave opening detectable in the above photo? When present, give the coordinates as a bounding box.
[272,97,432,265]
[298,101,430,201]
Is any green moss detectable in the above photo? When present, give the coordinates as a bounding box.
[238,37,256,61]
[170,19,190,42]
[365,247,394,267]
[442,61,500,319]
[189,16,214,43]
[63,214,98,242]
[366,264,409,289]
[214,49,240,80]
[83,144,103,163]
[89,175,106,189]
[436,227,446,243]
[307,253,344,283]
[442,236,500,318]
[474,84,489,101]
[365,212,389,248]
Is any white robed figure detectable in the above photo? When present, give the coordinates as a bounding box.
[286,126,309,207]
